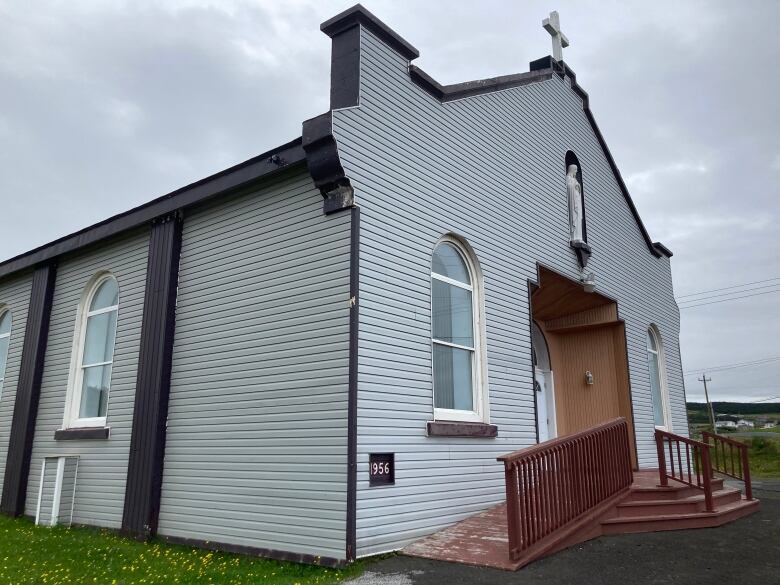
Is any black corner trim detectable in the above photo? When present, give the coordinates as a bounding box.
[426,421,498,438]
[302,112,354,214]
[54,427,110,441]
[121,212,183,539]
[329,25,361,109]
[527,277,540,444]
[160,534,345,568]
[653,242,673,257]
[410,65,553,104]
[0,139,304,280]
[321,4,419,61]
[1,263,57,517]
[345,206,359,562]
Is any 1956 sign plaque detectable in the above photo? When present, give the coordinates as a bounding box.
[368,453,394,486]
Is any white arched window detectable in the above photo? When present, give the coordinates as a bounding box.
[0,309,11,400]
[646,326,670,429]
[65,275,119,427]
[431,237,486,422]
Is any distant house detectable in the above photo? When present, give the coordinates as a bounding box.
[716,420,738,430]
[762,421,777,429]
[737,419,755,428]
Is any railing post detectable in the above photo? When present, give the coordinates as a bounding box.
[655,429,668,487]
[741,444,753,501]
[504,461,520,560]
[700,445,715,512]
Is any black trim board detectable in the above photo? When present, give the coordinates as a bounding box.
[346,205,359,562]
[54,427,110,441]
[321,4,419,61]
[528,278,541,444]
[1,263,56,516]
[329,24,361,110]
[302,112,354,214]
[0,139,304,281]
[410,65,553,103]
[122,212,183,539]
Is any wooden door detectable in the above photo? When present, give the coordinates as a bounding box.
[547,325,623,436]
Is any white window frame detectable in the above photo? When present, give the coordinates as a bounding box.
[62,273,119,429]
[647,326,672,431]
[0,308,11,401]
[430,236,488,424]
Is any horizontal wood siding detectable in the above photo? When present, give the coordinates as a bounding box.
[333,27,685,556]
[24,231,150,527]
[157,171,351,560]
[0,274,33,496]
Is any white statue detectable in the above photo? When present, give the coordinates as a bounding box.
[567,164,584,244]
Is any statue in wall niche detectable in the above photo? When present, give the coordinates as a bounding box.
[567,164,585,244]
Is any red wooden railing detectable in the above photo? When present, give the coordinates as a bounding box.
[702,431,753,500]
[654,429,714,512]
[498,418,633,562]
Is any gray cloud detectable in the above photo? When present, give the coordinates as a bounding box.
[1,0,777,403]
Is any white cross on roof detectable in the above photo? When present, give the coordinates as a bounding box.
[543,11,569,62]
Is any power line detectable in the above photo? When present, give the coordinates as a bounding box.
[678,288,780,309]
[676,277,780,299]
[683,355,780,375]
[750,395,780,403]
[678,283,780,303]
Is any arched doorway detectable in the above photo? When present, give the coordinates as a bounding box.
[532,321,556,442]
[530,266,637,466]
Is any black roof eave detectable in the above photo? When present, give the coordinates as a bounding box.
[0,138,305,280]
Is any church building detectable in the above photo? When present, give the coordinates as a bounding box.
[0,4,753,569]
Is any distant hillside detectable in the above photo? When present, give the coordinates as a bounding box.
[687,402,780,415]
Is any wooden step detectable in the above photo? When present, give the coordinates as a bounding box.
[627,477,724,501]
[617,488,742,517]
[601,497,760,535]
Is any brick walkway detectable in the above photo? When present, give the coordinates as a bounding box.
[348,484,779,585]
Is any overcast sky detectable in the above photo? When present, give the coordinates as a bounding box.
[1,0,778,404]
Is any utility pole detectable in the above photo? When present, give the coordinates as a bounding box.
[698,374,716,434]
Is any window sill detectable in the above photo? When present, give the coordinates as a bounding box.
[427,420,498,438]
[54,427,110,441]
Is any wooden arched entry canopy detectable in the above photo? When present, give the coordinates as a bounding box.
[530,266,638,468]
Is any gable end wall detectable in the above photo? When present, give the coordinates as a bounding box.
[334,26,686,556]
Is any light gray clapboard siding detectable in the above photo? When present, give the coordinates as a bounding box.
[333,27,687,556]
[36,457,59,526]
[24,230,150,528]
[0,273,33,495]
[157,170,352,560]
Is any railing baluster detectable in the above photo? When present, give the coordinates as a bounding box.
[685,442,692,484]
[742,444,753,500]
[656,431,668,487]
[497,419,633,562]
[701,446,714,512]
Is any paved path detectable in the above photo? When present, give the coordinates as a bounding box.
[348,485,780,585]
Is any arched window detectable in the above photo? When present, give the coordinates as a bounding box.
[646,326,670,429]
[66,275,119,427]
[0,309,11,400]
[431,237,486,422]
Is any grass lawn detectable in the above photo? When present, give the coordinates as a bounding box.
[744,437,780,478]
[0,515,365,585]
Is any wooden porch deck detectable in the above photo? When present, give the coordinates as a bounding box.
[401,470,759,571]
